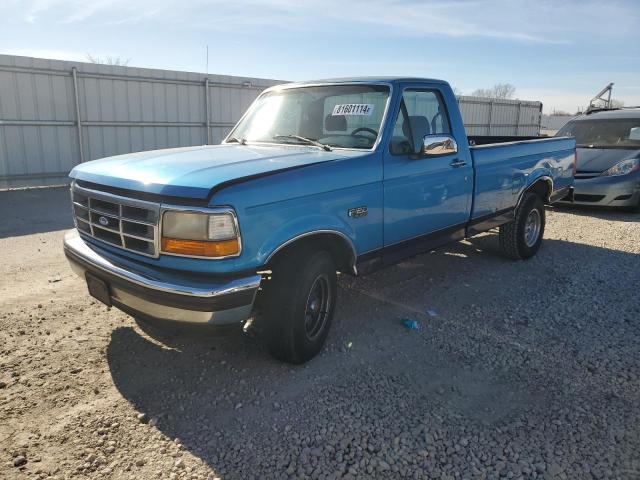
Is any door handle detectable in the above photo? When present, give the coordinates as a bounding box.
[449,159,467,168]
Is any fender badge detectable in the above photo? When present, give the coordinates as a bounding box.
[348,206,368,218]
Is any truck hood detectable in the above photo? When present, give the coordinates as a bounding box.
[576,147,640,173]
[70,144,351,199]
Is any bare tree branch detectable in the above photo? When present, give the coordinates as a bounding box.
[471,83,516,99]
[610,98,625,109]
[85,54,131,66]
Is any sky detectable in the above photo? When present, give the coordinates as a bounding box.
[1,0,639,113]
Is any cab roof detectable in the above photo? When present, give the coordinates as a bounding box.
[271,76,450,88]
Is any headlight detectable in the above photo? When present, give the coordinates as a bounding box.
[161,209,240,258]
[601,158,640,177]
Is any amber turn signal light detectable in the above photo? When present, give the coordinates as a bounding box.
[161,238,240,257]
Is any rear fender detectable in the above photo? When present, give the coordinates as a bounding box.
[517,170,553,207]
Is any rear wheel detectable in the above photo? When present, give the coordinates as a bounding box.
[499,192,545,260]
[262,247,337,364]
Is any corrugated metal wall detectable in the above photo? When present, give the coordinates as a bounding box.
[540,114,573,135]
[0,54,542,189]
[457,96,542,136]
[0,54,281,189]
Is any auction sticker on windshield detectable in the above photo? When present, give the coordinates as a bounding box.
[332,104,375,116]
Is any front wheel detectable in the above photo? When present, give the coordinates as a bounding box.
[499,192,545,260]
[262,247,337,364]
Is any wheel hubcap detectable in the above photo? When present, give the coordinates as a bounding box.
[524,208,541,247]
[304,274,331,340]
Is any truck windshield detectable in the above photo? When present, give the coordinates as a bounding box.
[227,84,390,150]
[556,118,640,148]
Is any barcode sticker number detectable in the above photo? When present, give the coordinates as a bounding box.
[332,104,375,116]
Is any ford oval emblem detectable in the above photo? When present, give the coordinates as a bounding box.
[98,216,109,226]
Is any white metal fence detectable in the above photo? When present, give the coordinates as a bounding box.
[457,95,542,137]
[0,55,281,188]
[541,114,573,136]
[0,55,542,189]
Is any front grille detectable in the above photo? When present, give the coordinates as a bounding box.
[71,184,160,257]
[574,194,606,203]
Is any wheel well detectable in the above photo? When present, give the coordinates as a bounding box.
[266,233,356,275]
[525,178,552,203]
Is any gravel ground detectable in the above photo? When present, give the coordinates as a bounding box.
[1,187,639,480]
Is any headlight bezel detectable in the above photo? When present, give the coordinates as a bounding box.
[160,205,242,259]
[600,157,640,177]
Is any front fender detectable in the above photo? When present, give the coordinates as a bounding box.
[256,213,356,266]
[211,151,384,274]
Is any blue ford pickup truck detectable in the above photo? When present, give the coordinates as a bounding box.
[64,77,575,363]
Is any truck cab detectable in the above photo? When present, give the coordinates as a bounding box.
[64,77,575,363]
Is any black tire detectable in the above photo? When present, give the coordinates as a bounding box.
[262,247,337,364]
[499,192,545,260]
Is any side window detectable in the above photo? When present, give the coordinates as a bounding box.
[390,89,451,155]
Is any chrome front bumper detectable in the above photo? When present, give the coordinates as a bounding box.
[63,230,261,326]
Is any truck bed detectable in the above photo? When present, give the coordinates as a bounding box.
[467,135,544,146]
[469,136,576,220]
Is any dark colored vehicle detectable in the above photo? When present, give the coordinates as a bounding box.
[557,108,640,211]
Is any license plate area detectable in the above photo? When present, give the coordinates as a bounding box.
[85,272,112,307]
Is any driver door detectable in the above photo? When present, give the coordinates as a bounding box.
[382,86,472,263]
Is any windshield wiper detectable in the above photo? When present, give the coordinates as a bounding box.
[274,134,332,151]
[226,137,246,145]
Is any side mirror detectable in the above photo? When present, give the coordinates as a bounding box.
[422,134,458,156]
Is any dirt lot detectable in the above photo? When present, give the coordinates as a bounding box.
[1,187,639,480]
